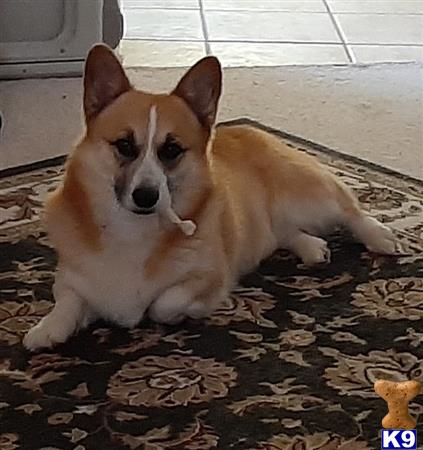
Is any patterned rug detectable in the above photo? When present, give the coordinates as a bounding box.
[0,119,422,450]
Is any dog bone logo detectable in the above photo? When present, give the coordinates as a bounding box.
[374,380,421,429]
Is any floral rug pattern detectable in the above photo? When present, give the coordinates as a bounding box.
[0,120,422,450]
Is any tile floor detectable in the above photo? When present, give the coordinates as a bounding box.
[120,0,423,67]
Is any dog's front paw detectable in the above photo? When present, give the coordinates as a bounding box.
[149,285,189,325]
[297,236,331,266]
[23,317,72,351]
[303,238,331,265]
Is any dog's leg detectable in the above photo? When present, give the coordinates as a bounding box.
[149,274,226,325]
[280,176,396,259]
[288,232,331,265]
[23,279,91,351]
[347,213,397,254]
[335,183,397,255]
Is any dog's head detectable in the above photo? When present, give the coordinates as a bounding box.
[78,44,221,217]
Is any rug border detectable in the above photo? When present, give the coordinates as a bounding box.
[1,118,422,187]
[0,154,66,179]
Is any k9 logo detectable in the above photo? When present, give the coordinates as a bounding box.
[381,430,417,449]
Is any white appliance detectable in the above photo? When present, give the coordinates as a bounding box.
[0,0,123,79]
[0,0,124,169]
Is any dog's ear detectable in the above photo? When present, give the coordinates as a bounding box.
[83,44,131,123]
[172,56,222,129]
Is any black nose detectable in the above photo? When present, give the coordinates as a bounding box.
[132,186,159,209]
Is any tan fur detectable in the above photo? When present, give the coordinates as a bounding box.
[24,47,396,351]
[60,156,102,252]
[88,92,209,158]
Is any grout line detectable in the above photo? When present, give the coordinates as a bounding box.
[198,0,212,54]
[183,8,330,13]
[123,37,347,44]
[123,6,199,10]
[122,6,326,13]
[203,40,210,56]
[345,43,423,47]
[122,38,423,47]
[345,44,357,64]
[323,0,355,63]
[210,39,347,45]
[122,7,423,15]
[124,37,204,42]
[305,10,423,16]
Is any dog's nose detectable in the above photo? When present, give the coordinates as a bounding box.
[132,186,159,209]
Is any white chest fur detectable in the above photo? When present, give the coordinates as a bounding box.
[57,199,178,326]
[60,236,157,326]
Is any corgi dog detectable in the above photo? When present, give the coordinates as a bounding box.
[24,45,397,351]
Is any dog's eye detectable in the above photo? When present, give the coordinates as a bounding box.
[158,140,185,165]
[112,137,137,159]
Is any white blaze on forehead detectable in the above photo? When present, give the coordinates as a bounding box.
[146,105,157,155]
[127,104,165,201]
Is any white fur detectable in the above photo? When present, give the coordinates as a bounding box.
[289,233,331,265]
[148,285,191,324]
[149,281,224,325]
[23,183,219,349]
[349,215,397,254]
[24,223,213,349]
[139,105,197,235]
[122,105,168,211]
[24,276,90,350]
[157,181,197,235]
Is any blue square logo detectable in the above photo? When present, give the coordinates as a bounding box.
[381,429,417,449]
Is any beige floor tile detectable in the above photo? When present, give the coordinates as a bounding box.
[122,0,199,8]
[210,42,349,66]
[327,0,423,14]
[120,40,206,67]
[336,13,423,44]
[203,0,326,11]
[124,9,203,40]
[206,11,340,42]
[5,66,422,178]
[351,45,423,63]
